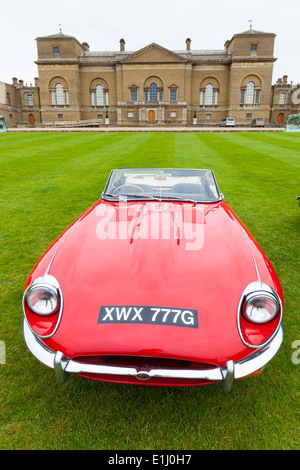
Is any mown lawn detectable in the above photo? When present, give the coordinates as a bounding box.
[0,131,299,450]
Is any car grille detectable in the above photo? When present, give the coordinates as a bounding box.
[73,354,217,371]
[71,355,218,386]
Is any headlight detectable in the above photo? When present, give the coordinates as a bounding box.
[238,281,283,348]
[243,292,280,324]
[26,275,60,316]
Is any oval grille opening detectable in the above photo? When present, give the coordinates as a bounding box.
[73,355,217,371]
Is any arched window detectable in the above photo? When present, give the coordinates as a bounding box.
[240,80,261,106]
[150,82,158,101]
[56,83,64,105]
[50,82,69,107]
[245,81,255,105]
[144,77,163,101]
[96,84,104,106]
[200,83,219,107]
[205,84,214,106]
[90,83,109,107]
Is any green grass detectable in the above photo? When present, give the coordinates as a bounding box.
[0,131,299,450]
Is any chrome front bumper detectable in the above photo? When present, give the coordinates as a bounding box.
[23,319,284,392]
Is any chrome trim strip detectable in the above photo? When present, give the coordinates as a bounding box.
[23,319,284,391]
[23,319,56,368]
[234,325,283,379]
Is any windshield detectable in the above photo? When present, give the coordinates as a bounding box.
[102,168,221,203]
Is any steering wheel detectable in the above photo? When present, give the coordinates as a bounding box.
[113,184,145,194]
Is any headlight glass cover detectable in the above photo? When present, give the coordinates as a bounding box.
[243,292,279,324]
[26,283,59,316]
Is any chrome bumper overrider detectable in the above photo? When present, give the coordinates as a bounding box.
[22,319,284,392]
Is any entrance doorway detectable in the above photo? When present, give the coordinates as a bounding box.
[277,113,284,125]
[28,114,35,126]
[148,110,155,123]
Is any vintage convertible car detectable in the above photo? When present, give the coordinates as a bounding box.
[22,168,284,391]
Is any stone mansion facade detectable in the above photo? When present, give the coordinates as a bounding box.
[1,27,299,127]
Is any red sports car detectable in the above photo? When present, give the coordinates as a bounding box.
[22,168,284,391]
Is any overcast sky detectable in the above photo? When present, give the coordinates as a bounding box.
[1,0,300,86]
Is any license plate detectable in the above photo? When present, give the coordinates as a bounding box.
[98,306,198,329]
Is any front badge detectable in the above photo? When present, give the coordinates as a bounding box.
[98,306,198,329]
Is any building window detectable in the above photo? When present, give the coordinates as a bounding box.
[170,89,177,101]
[58,114,63,119]
[214,90,219,106]
[206,114,211,120]
[130,89,137,101]
[50,83,69,107]
[245,81,255,104]
[91,84,109,107]
[240,81,261,106]
[246,113,252,119]
[56,83,65,106]
[97,114,103,120]
[149,82,158,101]
[200,91,204,106]
[144,90,148,101]
[53,47,60,58]
[128,112,134,118]
[205,84,214,106]
[170,112,177,118]
[200,84,219,107]
[240,89,245,105]
[27,94,33,107]
[250,44,257,55]
[279,92,286,106]
[255,89,260,105]
[96,84,104,106]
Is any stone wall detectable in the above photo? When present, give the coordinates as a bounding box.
[2,28,299,127]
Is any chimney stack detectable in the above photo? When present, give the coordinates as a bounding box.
[186,38,191,51]
[120,39,125,52]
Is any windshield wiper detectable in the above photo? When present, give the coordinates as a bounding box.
[102,192,123,199]
[103,192,197,204]
[155,194,196,204]
[102,192,160,201]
